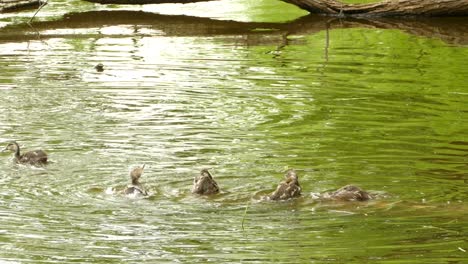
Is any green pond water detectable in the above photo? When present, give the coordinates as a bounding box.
[0,0,467,263]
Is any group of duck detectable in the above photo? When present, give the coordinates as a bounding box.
[3,141,372,201]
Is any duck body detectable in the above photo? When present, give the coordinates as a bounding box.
[123,165,148,197]
[324,185,371,201]
[192,169,219,195]
[5,141,47,165]
[269,169,301,201]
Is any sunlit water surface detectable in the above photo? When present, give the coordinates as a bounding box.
[0,1,467,263]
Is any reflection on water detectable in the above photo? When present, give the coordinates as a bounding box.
[0,4,467,264]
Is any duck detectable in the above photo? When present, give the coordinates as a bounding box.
[324,184,372,201]
[192,169,219,195]
[269,169,302,201]
[94,63,104,72]
[123,165,148,196]
[4,141,48,165]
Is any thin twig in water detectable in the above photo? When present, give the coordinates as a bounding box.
[26,22,48,46]
[325,21,330,62]
[29,0,48,24]
[241,199,251,231]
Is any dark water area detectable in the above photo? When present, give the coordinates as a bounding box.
[0,0,467,263]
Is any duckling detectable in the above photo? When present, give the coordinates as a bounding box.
[269,169,301,201]
[326,185,371,201]
[94,63,104,72]
[4,141,47,165]
[192,169,219,195]
[123,165,148,196]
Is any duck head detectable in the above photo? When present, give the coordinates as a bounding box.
[4,141,20,156]
[130,164,145,185]
[285,169,299,183]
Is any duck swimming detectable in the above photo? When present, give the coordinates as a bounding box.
[269,169,301,201]
[94,63,104,72]
[192,169,219,195]
[4,141,48,165]
[123,165,148,196]
[324,185,371,201]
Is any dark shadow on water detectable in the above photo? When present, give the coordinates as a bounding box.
[0,11,467,45]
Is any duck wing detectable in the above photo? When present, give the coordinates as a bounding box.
[329,185,371,201]
[269,181,301,201]
[192,176,219,195]
[124,185,148,196]
[19,150,48,164]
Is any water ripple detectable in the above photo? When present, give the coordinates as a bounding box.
[0,11,467,263]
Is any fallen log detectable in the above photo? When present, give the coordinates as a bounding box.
[282,0,468,16]
[78,0,468,17]
[0,0,44,12]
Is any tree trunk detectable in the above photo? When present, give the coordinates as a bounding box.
[0,0,44,12]
[78,0,468,17]
[282,0,468,16]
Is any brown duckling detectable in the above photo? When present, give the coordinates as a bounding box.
[269,169,302,201]
[94,63,104,72]
[192,169,219,195]
[325,185,371,201]
[4,141,47,165]
[123,165,148,196]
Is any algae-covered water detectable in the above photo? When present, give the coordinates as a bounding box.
[0,0,467,263]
